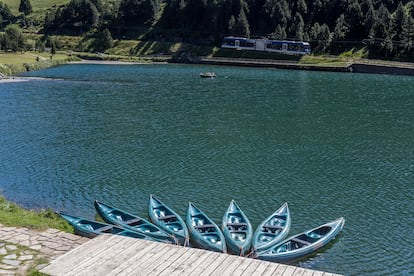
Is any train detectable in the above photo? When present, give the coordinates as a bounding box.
[221,36,311,55]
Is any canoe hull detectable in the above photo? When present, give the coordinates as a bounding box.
[256,217,345,262]
[58,212,153,240]
[252,202,291,252]
[94,200,174,243]
[148,194,189,246]
[222,200,253,256]
[186,202,227,253]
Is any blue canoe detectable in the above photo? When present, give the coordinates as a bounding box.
[255,217,345,262]
[94,200,175,243]
[148,194,189,246]
[186,202,227,253]
[252,202,291,252]
[58,212,156,241]
[221,200,253,256]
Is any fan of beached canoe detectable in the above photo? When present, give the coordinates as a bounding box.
[58,195,345,262]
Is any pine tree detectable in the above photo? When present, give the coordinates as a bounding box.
[333,14,349,40]
[393,2,406,42]
[19,0,33,15]
[271,24,287,39]
[401,15,414,54]
[235,8,250,37]
[101,28,114,50]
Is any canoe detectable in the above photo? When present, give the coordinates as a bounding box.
[252,202,291,252]
[94,200,175,243]
[221,200,253,256]
[58,212,157,241]
[255,217,345,262]
[186,202,227,253]
[148,194,189,246]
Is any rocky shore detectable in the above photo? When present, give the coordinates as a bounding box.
[0,224,88,275]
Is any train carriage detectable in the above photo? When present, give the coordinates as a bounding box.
[221,36,311,55]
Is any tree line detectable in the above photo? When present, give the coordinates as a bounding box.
[2,0,414,58]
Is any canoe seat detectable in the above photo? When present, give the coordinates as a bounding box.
[194,224,215,229]
[95,225,114,232]
[123,218,141,225]
[263,224,283,230]
[291,238,311,246]
[158,215,176,220]
[227,222,248,227]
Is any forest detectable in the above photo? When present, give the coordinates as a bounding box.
[1,0,414,59]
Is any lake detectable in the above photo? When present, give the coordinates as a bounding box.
[1,63,413,275]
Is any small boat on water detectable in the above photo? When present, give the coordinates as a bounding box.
[200,72,216,78]
[148,194,189,246]
[186,202,227,253]
[252,202,291,252]
[255,217,345,262]
[58,212,156,240]
[94,200,175,243]
[222,200,253,256]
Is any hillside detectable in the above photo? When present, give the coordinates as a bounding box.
[0,0,413,60]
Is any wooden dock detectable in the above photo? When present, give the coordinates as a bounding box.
[41,234,343,276]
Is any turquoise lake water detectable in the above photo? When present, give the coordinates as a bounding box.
[1,64,413,275]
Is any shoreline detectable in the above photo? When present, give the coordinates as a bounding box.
[2,56,414,79]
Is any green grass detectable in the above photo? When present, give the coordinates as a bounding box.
[2,0,69,14]
[0,195,73,232]
[0,51,79,75]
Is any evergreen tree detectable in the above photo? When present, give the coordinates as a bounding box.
[235,7,250,37]
[51,39,57,55]
[264,0,291,28]
[101,28,114,49]
[393,2,406,42]
[271,24,287,39]
[228,15,236,34]
[364,4,377,38]
[333,14,349,40]
[345,0,364,38]
[119,0,160,25]
[401,15,414,54]
[292,12,305,40]
[19,0,32,15]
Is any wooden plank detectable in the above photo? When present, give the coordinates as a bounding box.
[106,239,169,275]
[301,269,314,276]
[291,267,306,276]
[251,259,270,275]
[230,257,255,275]
[41,234,130,275]
[211,255,244,276]
[282,266,298,276]
[209,254,242,276]
[65,236,139,276]
[82,238,163,275]
[241,259,266,276]
[156,247,200,276]
[199,252,232,276]
[187,250,222,275]
[271,264,288,276]
[185,250,219,276]
[261,262,280,275]
[113,242,172,275]
[130,245,182,275]
[41,235,343,276]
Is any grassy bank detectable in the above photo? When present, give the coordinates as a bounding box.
[0,195,72,232]
[0,52,80,76]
